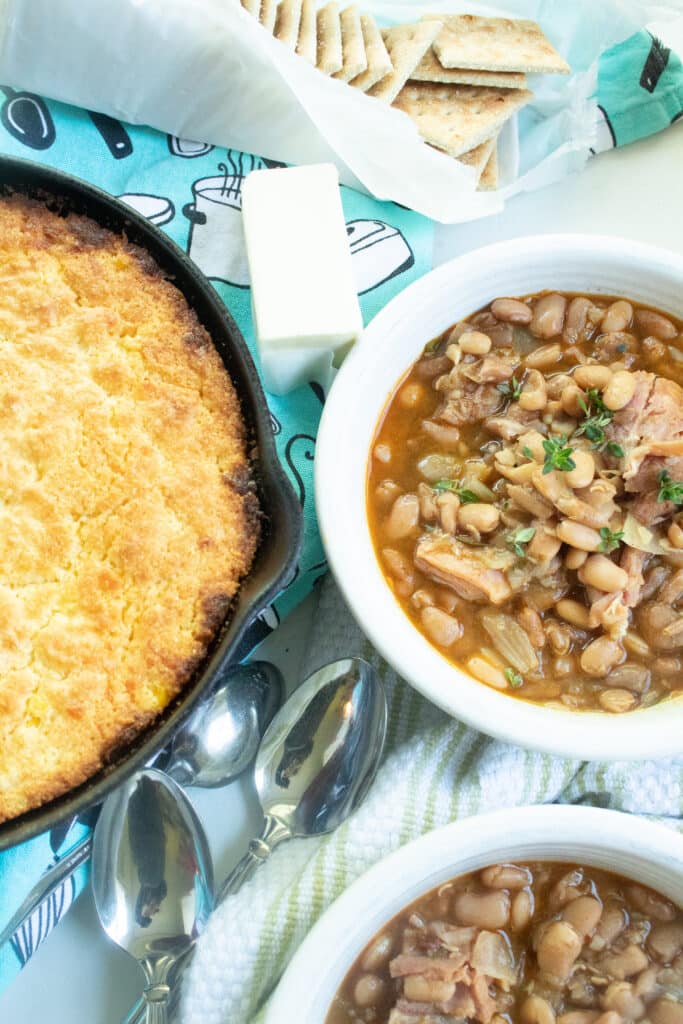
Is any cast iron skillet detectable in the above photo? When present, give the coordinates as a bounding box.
[0,156,303,850]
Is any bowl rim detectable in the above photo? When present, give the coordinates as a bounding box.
[266,804,683,1024]
[315,232,683,762]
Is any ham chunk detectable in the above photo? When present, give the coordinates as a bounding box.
[611,375,683,508]
[414,535,514,604]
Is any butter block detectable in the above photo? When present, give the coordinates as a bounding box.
[241,163,363,394]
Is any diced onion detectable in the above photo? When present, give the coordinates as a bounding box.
[480,610,539,673]
[622,513,672,555]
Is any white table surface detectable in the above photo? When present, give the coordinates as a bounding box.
[3,41,683,1022]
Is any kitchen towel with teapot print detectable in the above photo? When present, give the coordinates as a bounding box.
[0,92,432,994]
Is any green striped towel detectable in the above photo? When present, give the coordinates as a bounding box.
[180,578,683,1024]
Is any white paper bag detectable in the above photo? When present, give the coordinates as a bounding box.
[0,0,678,222]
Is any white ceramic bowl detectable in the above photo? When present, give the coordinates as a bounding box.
[266,805,683,1024]
[316,234,683,761]
[266,806,683,1024]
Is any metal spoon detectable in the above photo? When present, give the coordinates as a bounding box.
[92,769,214,1024]
[218,656,386,901]
[0,661,282,951]
[158,661,283,787]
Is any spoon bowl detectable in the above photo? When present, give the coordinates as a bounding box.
[257,657,386,837]
[92,768,214,1021]
[162,661,283,788]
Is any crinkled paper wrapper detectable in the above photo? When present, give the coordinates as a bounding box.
[0,0,677,222]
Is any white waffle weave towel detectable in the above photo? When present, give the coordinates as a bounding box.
[180,577,683,1024]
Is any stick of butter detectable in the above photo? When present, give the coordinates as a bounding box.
[241,163,363,396]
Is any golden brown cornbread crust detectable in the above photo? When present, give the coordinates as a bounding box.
[0,193,260,822]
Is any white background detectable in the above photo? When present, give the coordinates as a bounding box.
[2,20,683,1022]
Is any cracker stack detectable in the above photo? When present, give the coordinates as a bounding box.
[238,1,570,191]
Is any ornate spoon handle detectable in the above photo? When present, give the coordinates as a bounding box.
[217,815,291,903]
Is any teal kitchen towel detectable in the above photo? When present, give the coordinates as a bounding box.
[0,91,433,993]
[1,23,682,995]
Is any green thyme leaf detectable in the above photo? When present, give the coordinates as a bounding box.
[433,479,479,504]
[606,441,625,459]
[507,525,535,559]
[657,470,683,505]
[522,446,535,460]
[542,435,576,475]
[574,388,613,449]
[497,375,523,401]
[504,667,524,688]
[599,527,624,554]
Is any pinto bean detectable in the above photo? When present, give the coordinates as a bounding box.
[604,664,649,693]
[421,419,461,449]
[581,637,624,678]
[521,996,556,1024]
[526,342,563,369]
[403,976,455,1004]
[529,526,562,564]
[560,384,585,420]
[602,371,636,412]
[562,896,603,939]
[566,547,589,570]
[643,335,668,362]
[491,297,533,324]
[648,921,683,963]
[385,493,420,540]
[481,863,532,890]
[649,999,683,1024]
[466,656,508,690]
[536,920,582,984]
[598,944,649,980]
[415,353,453,380]
[519,606,546,648]
[579,555,628,592]
[574,364,613,390]
[382,549,415,594]
[375,479,402,508]
[457,502,500,533]
[399,383,425,408]
[599,688,637,713]
[459,330,492,355]
[565,450,596,490]
[512,889,534,931]
[545,620,573,656]
[602,300,633,333]
[519,369,548,411]
[556,598,591,629]
[668,522,683,549]
[564,296,594,342]
[627,884,677,922]
[635,308,678,340]
[420,606,462,648]
[530,294,567,339]
[437,491,460,534]
[454,889,510,929]
[353,973,385,1007]
[601,981,644,1019]
[591,903,628,950]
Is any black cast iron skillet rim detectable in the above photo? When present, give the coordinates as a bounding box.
[0,156,303,850]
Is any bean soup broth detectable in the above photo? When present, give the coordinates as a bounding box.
[326,861,683,1024]
[367,293,683,712]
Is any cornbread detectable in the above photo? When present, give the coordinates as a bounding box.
[0,192,260,822]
